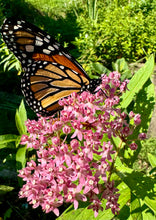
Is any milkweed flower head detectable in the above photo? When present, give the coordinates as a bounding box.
[19,72,146,217]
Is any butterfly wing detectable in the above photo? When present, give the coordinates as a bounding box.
[21,60,88,115]
[1,18,89,78]
[1,18,91,115]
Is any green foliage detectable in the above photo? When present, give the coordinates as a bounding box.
[112,58,132,80]
[4,208,13,220]
[1,0,155,75]
[0,101,29,216]
[87,0,98,23]
[148,153,156,168]
[15,100,27,171]
[133,138,156,173]
[15,100,27,135]
[0,101,27,169]
[121,54,154,109]
[0,42,21,73]
[73,3,156,73]
[0,0,156,218]
[115,157,156,219]
[0,134,18,149]
[0,101,28,195]
[92,57,132,79]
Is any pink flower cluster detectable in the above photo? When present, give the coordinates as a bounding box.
[18,72,146,217]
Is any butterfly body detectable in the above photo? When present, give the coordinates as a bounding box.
[1,18,101,115]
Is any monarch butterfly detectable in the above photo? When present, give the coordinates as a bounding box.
[1,18,102,116]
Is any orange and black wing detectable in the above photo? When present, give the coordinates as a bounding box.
[21,60,90,115]
[1,18,89,79]
[1,18,91,115]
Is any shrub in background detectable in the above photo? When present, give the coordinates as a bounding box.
[73,1,156,73]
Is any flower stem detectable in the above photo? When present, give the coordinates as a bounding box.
[107,139,123,182]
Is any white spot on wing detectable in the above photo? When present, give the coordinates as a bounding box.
[44,37,50,43]
[53,44,59,50]
[17,21,22,25]
[25,45,34,52]
[38,32,44,36]
[35,40,43,46]
[14,25,19,30]
[27,28,32,32]
[22,53,27,58]
[43,49,51,54]
[36,36,43,41]
[63,52,71,59]
[72,70,78,75]
[48,45,55,51]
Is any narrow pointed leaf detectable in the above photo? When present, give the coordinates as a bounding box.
[0,134,18,149]
[121,54,154,109]
[148,153,156,168]
[15,100,27,135]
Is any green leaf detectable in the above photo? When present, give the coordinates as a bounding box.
[58,182,131,220]
[0,53,13,65]
[132,79,155,135]
[112,58,132,80]
[57,200,114,220]
[121,54,155,109]
[92,62,110,74]
[116,182,131,219]
[0,134,18,149]
[142,211,156,220]
[4,208,13,220]
[16,145,27,170]
[117,182,131,208]
[115,157,156,214]
[129,196,156,220]
[111,136,122,150]
[0,185,14,195]
[130,194,142,220]
[149,167,156,175]
[148,153,156,168]
[15,100,27,135]
[15,135,22,148]
[144,192,156,214]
